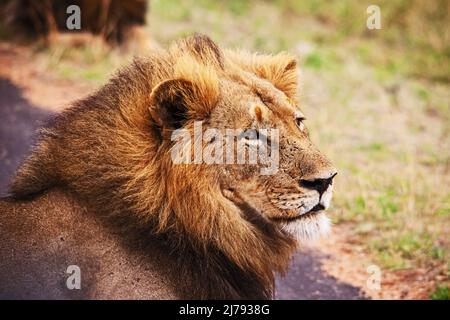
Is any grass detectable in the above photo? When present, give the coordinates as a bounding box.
[9,0,449,295]
[430,286,450,300]
[31,37,133,85]
[149,0,449,82]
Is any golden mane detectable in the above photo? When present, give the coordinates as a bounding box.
[10,34,299,298]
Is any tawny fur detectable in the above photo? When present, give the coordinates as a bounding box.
[5,34,336,299]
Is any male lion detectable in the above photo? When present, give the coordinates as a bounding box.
[0,35,337,299]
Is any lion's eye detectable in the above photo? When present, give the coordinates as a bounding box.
[243,130,258,140]
[295,117,306,132]
[242,130,260,145]
[240,130,269,147]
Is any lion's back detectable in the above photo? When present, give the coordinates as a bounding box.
[0,188,179,299]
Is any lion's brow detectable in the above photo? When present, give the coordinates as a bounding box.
[265,97,298,118]
[252,86,298,117]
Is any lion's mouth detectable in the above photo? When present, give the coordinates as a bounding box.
[270,203,325,223]
[309,203,326,212]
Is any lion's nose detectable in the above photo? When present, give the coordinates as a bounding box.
[300,172,337,196]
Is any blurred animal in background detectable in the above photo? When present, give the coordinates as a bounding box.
[0,0,149,48]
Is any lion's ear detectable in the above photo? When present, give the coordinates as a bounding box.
[257,55,298,101]
[149,79,192,130]
[226,50,298,101]
[149,77,218,131]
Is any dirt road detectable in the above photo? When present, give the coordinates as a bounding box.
[0,79,52,196]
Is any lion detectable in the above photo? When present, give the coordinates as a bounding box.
[0,0,148,45]
[0,34,337,299]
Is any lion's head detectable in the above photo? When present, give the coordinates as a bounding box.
[11,34,337,298]
[148,35,337,239]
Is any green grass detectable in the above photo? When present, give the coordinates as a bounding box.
[304,52,324,70]
[430,286,450,300]
[40,42,132,85]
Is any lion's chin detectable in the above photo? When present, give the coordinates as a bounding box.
[278,211,331,242]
